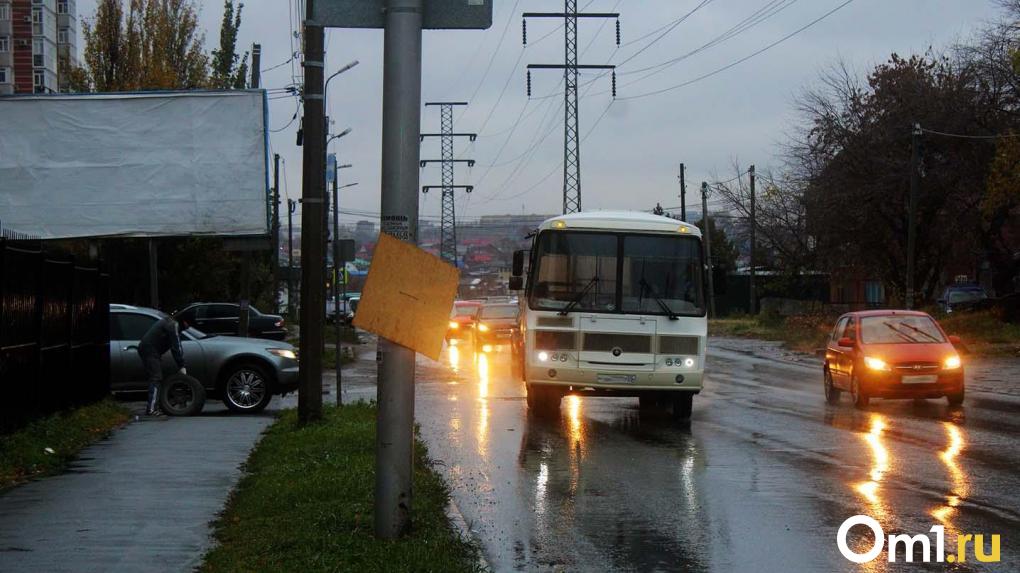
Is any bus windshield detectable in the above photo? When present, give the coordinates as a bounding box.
[529,231,704,316]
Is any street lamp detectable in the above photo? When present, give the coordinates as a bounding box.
[332,178,359,407]
[325,60,359,97]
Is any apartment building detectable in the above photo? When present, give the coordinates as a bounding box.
[0,0,76,95]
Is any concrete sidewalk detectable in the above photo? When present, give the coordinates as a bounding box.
[0,405,278,572]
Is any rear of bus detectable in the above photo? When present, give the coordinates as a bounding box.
[511,211,707,419]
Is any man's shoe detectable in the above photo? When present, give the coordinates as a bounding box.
[149,409,166,417]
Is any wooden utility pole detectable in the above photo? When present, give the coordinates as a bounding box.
[702,181,716,318]
[906,123,922,309]
[678,162,687,222]
[748,164,756,316]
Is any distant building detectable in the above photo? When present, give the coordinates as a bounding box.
[0,0,76,95]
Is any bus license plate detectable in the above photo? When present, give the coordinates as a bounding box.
[598,373,636,384]
[902,375,937,384]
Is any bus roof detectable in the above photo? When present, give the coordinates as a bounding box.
[537,210,702,237]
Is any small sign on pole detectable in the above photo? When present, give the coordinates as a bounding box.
[314,0,492,29]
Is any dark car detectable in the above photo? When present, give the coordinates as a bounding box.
[937,284,988,314]
[447,300,482,342]
[823,310,965,409]
[175,302,287,340]
[110,304,298,412]
[475,302,520,350]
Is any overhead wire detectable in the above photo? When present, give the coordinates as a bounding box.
[614,0,859,101]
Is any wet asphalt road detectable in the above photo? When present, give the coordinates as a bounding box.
[347,339,1020,572]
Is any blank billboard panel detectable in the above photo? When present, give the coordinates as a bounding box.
[0,90,269,239]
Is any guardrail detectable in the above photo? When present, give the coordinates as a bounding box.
[0,239,110,433]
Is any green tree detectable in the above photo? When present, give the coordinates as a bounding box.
[209,1,249,89]
[76,0,207,92]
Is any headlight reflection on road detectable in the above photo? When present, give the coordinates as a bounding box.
[854,415,889,517]
[931,422,969,531]
[477,353,490,459]
[566,395,584,451]
[448,344,460,372]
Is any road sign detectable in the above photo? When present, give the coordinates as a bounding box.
[313,0,492,30]
[326,153,336,184]
[338,239,356,263]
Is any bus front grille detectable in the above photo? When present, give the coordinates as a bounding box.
[534,330,578,350]
[658,335,700,355]
[582,333,652,353]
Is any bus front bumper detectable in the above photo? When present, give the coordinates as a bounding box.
[527,365,703,393]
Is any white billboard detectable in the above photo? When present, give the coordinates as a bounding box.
[0,90,270,239]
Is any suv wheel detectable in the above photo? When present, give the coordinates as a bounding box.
[222,362,273,413]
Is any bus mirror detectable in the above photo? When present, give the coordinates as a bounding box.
[512,250,525,277]
[509,276,524,291]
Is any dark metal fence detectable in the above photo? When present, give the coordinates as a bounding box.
[0,240,110,433]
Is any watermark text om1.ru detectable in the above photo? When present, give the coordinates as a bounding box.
[838,515,1001,564]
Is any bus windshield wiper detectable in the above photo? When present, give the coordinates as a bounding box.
[639,277,679,320]
[558,276,600,316]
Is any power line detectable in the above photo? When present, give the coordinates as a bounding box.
[617,0,800,78]
[920,127,1020,139]
[611,0,716,69]
[616,0,858,101]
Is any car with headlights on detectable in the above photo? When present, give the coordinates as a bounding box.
[447,300,482,342]
[475,302,520,351]
[824,310,965,408]
[109,304,298,413]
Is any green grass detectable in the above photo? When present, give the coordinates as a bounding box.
[0,398,131,492]
[938,310,1020,355]
[201,403,482,573]
[710,314,833,354]
[710,309,1020,356]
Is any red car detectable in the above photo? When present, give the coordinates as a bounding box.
[447,300,482,342]
[824,310,965,408]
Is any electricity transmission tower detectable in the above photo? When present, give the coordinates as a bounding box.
[524,2,619,214]
[420,102,476,265]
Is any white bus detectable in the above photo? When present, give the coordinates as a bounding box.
[509,211,707,420]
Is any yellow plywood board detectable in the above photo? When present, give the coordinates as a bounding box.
[352,233,459,360]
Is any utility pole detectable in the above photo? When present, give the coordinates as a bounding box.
[678,162,687,222]
[702,181,716,318]
[421,102,475,265]
[748,164,756,316]
[376,0,423,539]
[524,3,619,214]
[272,153,281,313]
[298,0,325,424]
[148,239,158,309]
[906,123,922,310]
[287,199,297,317]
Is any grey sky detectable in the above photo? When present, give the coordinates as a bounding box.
[76,0,1004,225]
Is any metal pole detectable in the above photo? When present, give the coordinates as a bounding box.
[333,157,342,406]
[679,162,687,222]
[906,123,921,310]
[702,181,716,318]
[288,199,296,317]
[376,0,422,539]
[147,239,159,309]
[239,251,251,336]
[271,152,279,311]
[298,0,325,424]
[748,164,756,316]
[562,0,581,214]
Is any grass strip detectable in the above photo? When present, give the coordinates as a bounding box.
[710,309,1020,356]
[0,398,131,492]
[201,403,482,573]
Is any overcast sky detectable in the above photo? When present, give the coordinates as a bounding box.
[77,0,1005,225]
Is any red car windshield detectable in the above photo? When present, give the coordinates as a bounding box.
[452,305,479,318]
[860,315,946,344]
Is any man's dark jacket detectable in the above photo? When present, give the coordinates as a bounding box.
[138,317,185,368]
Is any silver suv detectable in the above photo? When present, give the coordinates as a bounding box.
[109,304,298,413]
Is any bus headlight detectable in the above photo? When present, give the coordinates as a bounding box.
[665,358,673,366]
[683,358,695,368]
[538,351,549,362]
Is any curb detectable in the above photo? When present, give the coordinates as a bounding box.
[445,497,491,572]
